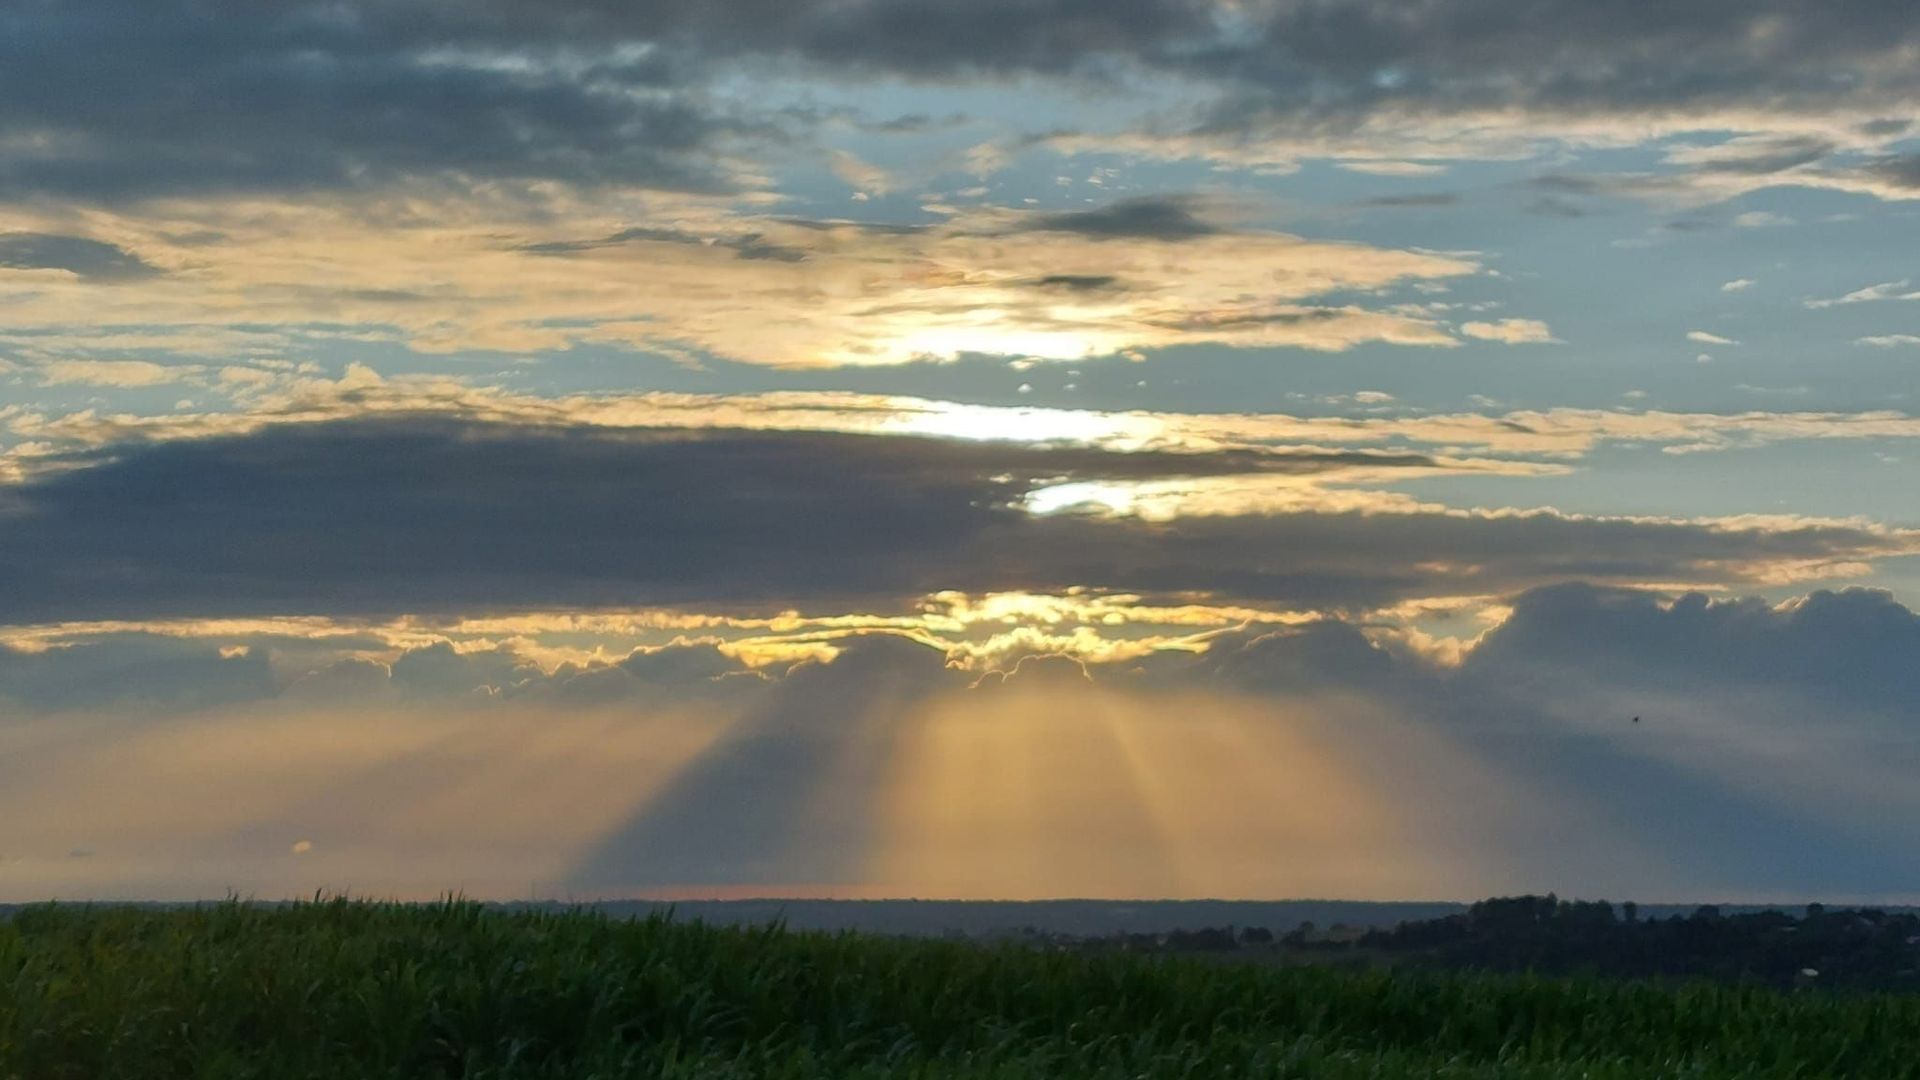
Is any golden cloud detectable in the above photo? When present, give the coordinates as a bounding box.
[0,195,1480,367]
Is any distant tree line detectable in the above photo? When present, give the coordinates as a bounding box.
[1365,895,1920,991]
[1043,896,1920,992]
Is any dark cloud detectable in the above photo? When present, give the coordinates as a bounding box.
[1021,196,1222,241]
[861,111,971,134]
[337,288,433,303]
[476,0,1223,79]
[277,638,764,709]
[0,635,273,713]
[617,641,749,684]
[389,642,541,698]
[975,651,1091,690]
[462,1,1920,119]
[1690,137,1836,176]
[4,2,1917,203]
[1518,137,1859,209]
[517,226,807,261]
[1145,307,1347,332]
[1460,583,1920,716]
[530,643,765,706]
[0,1,748,201]
[0,417,1903,624]
[1171,2,1920,135]
[282,657,395,701]
[1200,621,1412,695]
[1145,584,1918,721]
[1025,274,1126,292]
[1524,172,1690,201]
[0,233,162,282]
[1861,153,1920,190]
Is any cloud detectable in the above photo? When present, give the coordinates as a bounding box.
[387,642,543,699]
[279,637,768,709]
[0,3,754,202]
[1199,620,1412,696]
[1805,280,1920,308]
[1668,136,1837,177]
[1023,5,1920,188]
[828,149,895,196]
[0,233,161,282]
[1337,161,1448,177]
[516,225,808,262]
[1686,331,1739,346]
[5,0,1919,215]
[1020,195,1225,241]
[36,360,201,388]
[1856,335,1920,347]
[15,371,1920,487]
[29,582,1913,722]
[1721,278,1756,293]
[0,634,274,714]
[1460,318,1557,344]
[0,417,1908,626]
[1353,193,1461,208]
[530,643,765,706]
[0,197,1479,364]
[1859,152,1920,191]
[1460,583,1920,716]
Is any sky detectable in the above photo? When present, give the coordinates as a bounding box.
[2,0,1919,903]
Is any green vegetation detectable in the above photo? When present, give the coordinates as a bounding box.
[4,900,1918,1079]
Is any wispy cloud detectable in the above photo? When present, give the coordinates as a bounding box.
[0,233,162,282]
[1806,280,1920,308]
[36,360,202,387]
[1461,319,1557,344]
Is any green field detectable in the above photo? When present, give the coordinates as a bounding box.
[4,900,1917,1079]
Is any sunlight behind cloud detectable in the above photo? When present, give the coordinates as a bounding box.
[882,401,1164,446]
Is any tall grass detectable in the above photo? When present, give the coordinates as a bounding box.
[3,899,1916,1078]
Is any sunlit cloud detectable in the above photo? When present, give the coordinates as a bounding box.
[1460,318,1557,344]
[0,194,1480,368]
[34,359,203,387]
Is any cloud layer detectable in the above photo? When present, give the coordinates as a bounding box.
[0,195,1480,365]
[7,2,1918,201]
[0,417,1907,625]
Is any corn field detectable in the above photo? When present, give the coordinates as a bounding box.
[3,900,1916,1078]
